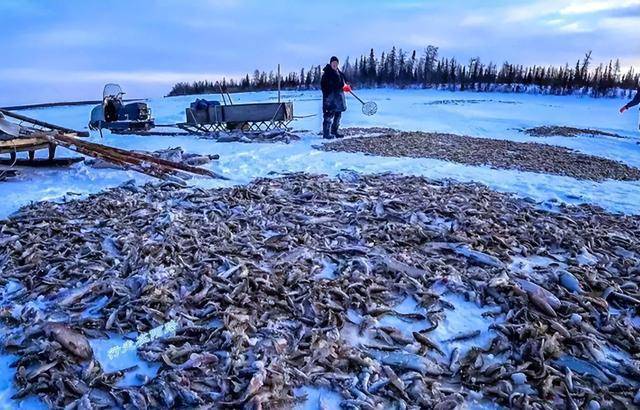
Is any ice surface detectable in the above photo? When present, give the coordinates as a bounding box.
[576,247,598,266]
[314,258,337,280]
[509,255,565,274]
[430,290,502,358]
[509,254,567,283]
[341,310,376,348]
[2,89,640,220]
[1,88,638,408]
[0,352,47,409]
[342,286,501,363]
[377,296,433,336]
[89,334,161,387]
[0,286,46,408]
[10,298,48,321]
[462,391,504,410]
[1,282,22,298]
[293,386,343,410]
[0,323,47,409]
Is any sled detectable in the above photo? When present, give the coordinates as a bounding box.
[0,110,221,179]
[0,109,87,163]
[0,137,56,161]
[177,101,293,134]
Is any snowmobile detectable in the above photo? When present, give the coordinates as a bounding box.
[89,84,154,133]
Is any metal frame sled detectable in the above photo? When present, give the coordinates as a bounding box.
[177,101,293,134]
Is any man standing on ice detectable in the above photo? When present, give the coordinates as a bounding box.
[321,56,351,139]
[620,87,640,115]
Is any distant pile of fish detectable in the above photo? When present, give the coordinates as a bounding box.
[424,99,521,106]
[199,129,301,144]
[318,128,640,181]
[339,127,399,137]
[1,173,640,408]
[522,125,627,139]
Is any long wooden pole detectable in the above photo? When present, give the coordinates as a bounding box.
[277,64,281,103]
[54,133,222,178]
[39,132,225,180]
[1,108,225,180]
[46,134,171,179]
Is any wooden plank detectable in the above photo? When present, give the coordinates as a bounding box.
[0,137,49,154]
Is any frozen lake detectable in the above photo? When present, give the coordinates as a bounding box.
[1,87,639,409]
[1,88,639,218]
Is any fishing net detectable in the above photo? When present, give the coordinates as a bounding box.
[362,101,378,116]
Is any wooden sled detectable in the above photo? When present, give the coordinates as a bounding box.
[0,109,224,180]
[0,108,89,163]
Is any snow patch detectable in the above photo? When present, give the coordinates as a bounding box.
[293,386,343,410]
[462,391,504,410]
[509,255,565,274]
[0,325,47,409]
[430,284,503,358]
[341,286,501,364]
[314,258,337,280]
[0,353,47,409]
[89,334,161,387]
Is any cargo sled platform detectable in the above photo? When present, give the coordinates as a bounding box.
[177,100,294,134]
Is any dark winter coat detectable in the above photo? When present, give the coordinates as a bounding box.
[321,64,347,113]
[624,88,640,110]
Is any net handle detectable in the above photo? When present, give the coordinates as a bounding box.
[348,90,365,105]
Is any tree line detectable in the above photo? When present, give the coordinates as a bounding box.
[167,46,639,98]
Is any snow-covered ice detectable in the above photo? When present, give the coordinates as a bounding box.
[1,88,640,408]
[89,334,161,388]
[341,284,501,364]
[0,349,47,410]
[377,296,432,336]
[314,258,338,280]
[1,88,640,219]
[430,283,503,358]
[293,386,343,410]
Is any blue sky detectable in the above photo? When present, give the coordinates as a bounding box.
[1,0,638,105]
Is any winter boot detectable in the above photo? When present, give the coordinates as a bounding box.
[322,114,333,139]
[330,112,343,138]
